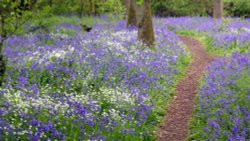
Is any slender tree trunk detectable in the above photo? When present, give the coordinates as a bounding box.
[93,2,96,15]
[126,0,137,27]
[136,0,154,46]
[0,14,6,87]
[49,0,53,7]
[0,43,6,87]
[20,0,25,9]
[80,0,84,18]
[213,0,223,19]
[89,0,93,15]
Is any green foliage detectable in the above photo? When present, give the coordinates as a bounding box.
[34,0,78,16]
[151,0,212,17]
[0,1,33,36]
[33,0,125,18]
[151,0,250,17]
[93,0,125,18]
[0,0,34,86]
[12,0,248,18]
[224,0,250,18]
[32,16,81,27]
[4,0,248,18]
[136,0,144,5]
[30,15,116,32]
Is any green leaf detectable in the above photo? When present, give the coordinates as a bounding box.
[136,0,143,5]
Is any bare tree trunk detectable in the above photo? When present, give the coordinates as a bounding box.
[0,43,5,87]
[89,0,94,15]
[213,0,223,19]
[0,14,6,87]
[49,0,53,7]
[136,0,154,46]
[126,0,137,27]
[80,0,84,18]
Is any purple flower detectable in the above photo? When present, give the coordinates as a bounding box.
[193,53,250,140]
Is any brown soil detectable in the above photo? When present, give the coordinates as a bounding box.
[157,36,214,141]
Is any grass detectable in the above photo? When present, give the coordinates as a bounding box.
[30,15,123,28]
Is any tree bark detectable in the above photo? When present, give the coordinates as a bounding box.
[124,0,130,9]
[49,0,53,7]
[80,0,84,18]
[124,0,130,19]
[88,0,94,15]
[0,35,6,87]
[0,43,5,87]
[126,0,137,27]
[0,14,5,87]
[136,0,154,46]
[213,0,223,19]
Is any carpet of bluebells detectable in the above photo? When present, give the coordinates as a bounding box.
[0,19,189,140]
[1,16,250,141]
[167,17,250,140]
[165,17,250,54]
[190,53,250,140]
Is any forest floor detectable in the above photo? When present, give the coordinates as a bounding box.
[157,36,214,141]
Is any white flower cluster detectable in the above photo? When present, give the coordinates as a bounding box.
[1,85,142,124]
[227,27,250,34]
[50,33,69,39]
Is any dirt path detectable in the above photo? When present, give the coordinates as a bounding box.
[157,36,214,141]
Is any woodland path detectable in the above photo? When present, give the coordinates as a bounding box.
[157,36,214,141]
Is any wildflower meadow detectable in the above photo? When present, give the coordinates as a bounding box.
[0,1,249,140]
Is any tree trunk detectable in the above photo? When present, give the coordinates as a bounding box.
[213,0,223,19]
[0,17,5,87]
[124,0,130,19]
[0,43,6,87]
[80,0,84,18]
[124,0,130,9]
[136,0,154,46]
[89,0,94,15]
[49,0,53,7]
[126,0,137,27]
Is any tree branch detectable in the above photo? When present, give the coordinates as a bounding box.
[4,14,32,41]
